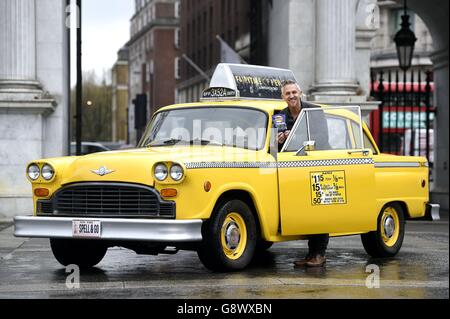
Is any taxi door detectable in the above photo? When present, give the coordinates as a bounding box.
[277,107,377,236]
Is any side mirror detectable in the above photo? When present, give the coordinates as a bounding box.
[304,141,316,152]
[296,140,316,156]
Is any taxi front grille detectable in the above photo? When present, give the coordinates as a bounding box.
[37,183,175,219]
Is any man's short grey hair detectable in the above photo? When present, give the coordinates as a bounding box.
[281,80,302,95]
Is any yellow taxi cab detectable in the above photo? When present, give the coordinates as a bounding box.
[14,64,440,271]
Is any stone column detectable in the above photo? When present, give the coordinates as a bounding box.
[355,0,380,121]
[312,0,360,101]
[430,49,449,210]
[0,0,56,220]
[0,0,43,97]
[355,0,379,97]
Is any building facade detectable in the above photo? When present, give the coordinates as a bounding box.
[268,0,379,110]
[369,2,435,158]
[127,0,180,145]
[0,0,69,220]
[111,47,130,144]
[371,1,433,70]
[177,0,252,104]
[371,0,448,209]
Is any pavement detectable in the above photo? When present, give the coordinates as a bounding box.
[0,215,448,299]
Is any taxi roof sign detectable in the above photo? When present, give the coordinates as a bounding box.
[202,64,297,101]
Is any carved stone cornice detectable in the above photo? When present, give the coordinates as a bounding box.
[0,99,56,116]
[0,80,56,115]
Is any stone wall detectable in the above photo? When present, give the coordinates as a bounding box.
[0,0,69,220]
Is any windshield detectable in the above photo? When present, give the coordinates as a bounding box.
[139,107,268,150]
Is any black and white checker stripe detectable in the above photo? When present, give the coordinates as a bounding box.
[185,158,374,170]
[185,162,278,169]
[277,158,374,168]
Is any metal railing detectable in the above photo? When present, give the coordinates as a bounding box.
[370,69,435,166]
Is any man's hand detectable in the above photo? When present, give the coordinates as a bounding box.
[277,132,286,144]
[278,130,291,144]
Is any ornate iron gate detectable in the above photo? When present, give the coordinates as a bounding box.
[370,69,435,167]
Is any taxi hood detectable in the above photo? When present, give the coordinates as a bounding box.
[60,146,272,185]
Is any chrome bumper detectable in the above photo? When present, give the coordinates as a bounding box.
[14,216,203,242]
[425,203,441,221]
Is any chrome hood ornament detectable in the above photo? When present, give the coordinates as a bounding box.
[91,166,115,176]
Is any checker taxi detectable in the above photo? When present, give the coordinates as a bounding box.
[14,64,440,271]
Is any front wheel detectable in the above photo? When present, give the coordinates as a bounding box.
[361,203,405,258]
[197,200,257,272]
[50,238,107,268]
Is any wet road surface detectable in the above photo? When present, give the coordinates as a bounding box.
[0,219,448,299]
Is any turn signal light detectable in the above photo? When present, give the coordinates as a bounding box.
[161,188,178,198]
[34,188,50,197]
[204,181,212,192]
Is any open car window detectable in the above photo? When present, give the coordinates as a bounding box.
[282,106,365,152]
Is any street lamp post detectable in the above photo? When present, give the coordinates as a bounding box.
[394,0,417,71]
[75,0,82,156]
[393,0,420,159]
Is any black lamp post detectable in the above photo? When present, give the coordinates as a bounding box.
[394,0,417,71]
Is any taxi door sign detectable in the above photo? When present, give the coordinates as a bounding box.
[310,171,347,205]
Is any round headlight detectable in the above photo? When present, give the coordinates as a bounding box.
[27,164,40,181]
[42,164,55,181]
[154,163,168,181]
[170,164,184,181]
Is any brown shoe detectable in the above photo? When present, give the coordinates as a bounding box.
[294,254,313,267]
[305,254,326,267]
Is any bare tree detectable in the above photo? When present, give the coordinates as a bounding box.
[71,71,112,142]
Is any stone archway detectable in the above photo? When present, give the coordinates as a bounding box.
[394,0,449,210]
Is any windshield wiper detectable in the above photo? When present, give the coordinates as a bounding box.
[147,138,224,147]
[188,139,224,146]
[147,138,184,147]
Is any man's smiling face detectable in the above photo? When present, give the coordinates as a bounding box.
[282,83,302,109]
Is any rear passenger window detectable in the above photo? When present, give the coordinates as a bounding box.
[363,133,378,154]
[351,121,378,154]
[326,117,352,150]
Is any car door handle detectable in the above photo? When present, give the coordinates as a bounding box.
[347,150,370,156]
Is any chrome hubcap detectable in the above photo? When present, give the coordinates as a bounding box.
[384,216,395,238]
[225,223,240,249]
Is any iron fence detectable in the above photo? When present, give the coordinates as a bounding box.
[370,69,435,167]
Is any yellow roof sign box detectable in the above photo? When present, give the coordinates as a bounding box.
[202,63,297,101]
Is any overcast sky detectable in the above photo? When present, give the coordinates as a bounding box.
[70,0,134,85]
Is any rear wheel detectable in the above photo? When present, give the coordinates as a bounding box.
[197,200,257,272]
[50,238,107,268]
[361,203,405,258]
